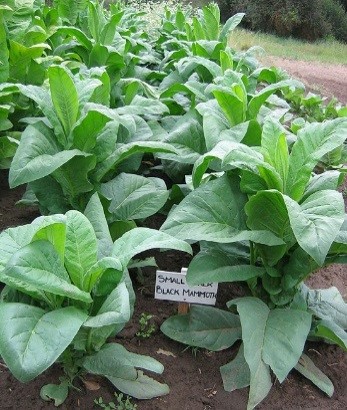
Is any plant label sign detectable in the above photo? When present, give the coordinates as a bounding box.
[155,268,218,305]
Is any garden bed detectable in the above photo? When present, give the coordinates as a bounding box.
[1,170,346,410]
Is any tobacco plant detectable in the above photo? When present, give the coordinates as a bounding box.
[9,64,175,226]
[161,116,347,409]
[0,193,191,405]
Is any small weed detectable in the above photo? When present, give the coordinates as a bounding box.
[182,345,201,358]
[94,392,137,410]
[136,313,156,339]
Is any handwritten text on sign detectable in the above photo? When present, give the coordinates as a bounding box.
[155,269,218,305]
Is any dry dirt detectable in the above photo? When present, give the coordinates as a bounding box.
[0,59,346,410]
[264,57,347,104]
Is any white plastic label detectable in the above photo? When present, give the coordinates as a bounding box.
[154,268,218,305]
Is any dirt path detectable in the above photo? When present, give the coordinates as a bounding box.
[263,56,347,103]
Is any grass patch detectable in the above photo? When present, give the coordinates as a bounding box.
[229,28,347,65]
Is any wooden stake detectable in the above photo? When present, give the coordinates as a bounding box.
[178,302,189,314]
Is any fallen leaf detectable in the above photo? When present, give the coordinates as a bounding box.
[157,348,176,358]
[82,379,101,391]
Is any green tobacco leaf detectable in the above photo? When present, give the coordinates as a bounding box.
[0,11,9,82]
[285,118,347,200]
[161,174,283,246]
[108,370,169,400]
[196,99,229,151]
[158,113,206,164]
[9,41,49,83]
[312,320,347,350]
[16,84,64,143]
[161,305,241,351]
[203,5,219,40]
[0,304,87,382]
[93,141,177,181]
[117,95,169,118]
[295,354,334,397]
[30,177,69,215]
[245,190,294,266]
[100,174,169,221]
[220,344,250,392]
[53,154,96,203]
[219,13,244,41]
[84,192,113,259]
[284,190,345,265]
[248,80,303,120]
[303,171,341,199]
[72,109,110,152]
[261,118,289,188]
[9,122,82,188]
[303,286,347,328]
[56,26,92,50]
[82,256,122,293]
[33,222,67,263]
[112,227,192,268]
[83,282,130,328]
[187,242,264,286]
[282,249,319,290]
[192,140,270,188]
[229,297,311,409]
[40,381,69,406]
[48,66,79,139]
[65,211,98,290]
[212,87,246,126]
[57,0,88,25]
[83,343,163,380]
[4,240,92,303]
[0,224,41,270]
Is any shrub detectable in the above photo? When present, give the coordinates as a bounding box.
[218,0,347,42]
[322,0,347,42]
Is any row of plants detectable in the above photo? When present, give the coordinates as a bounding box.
[0,1,346,408]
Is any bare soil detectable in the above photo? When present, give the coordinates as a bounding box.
[264,57,347,104]
[0,59,347,409]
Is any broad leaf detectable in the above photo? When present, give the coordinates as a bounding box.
[93,141,177,181]
[83,283,130,328]
[83,343,164,378]
[0,304,87,382]
[219,13,244,41]
[9,122,82,188]
[112,227,192,268]
[72,109,110,152]
[0,11,9,82]
[261,118,289,188]
[230,297,311,408]
[245,190,294,266]
[161,305,241,351]
[285,118,347,200]
[100,173,169,221]
[303,286,347,328]
[161,174,284,246]
[284,190,345,265]
[65,211,98,290]
[108,370,169,400]
[187,242,264,286]
[312,320,347,350]
[248,80,303,120]
[48,66,79,139]
[220,344,250,392]
[295,354,334,397]
[3,240,92,304]
[84,192,113,259]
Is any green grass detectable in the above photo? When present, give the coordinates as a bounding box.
[229,28,347,65]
